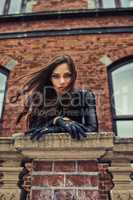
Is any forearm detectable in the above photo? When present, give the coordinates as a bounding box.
[84,109,98,132]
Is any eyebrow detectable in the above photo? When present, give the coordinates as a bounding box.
[52,72,71,75]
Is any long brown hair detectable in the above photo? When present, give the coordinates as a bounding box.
[11,54,77,128]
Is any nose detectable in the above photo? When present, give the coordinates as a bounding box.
[60,77,65,84]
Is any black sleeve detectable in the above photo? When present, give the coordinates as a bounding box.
[29,116,53,129]
[82,90,98,132]
[28,114,67,133]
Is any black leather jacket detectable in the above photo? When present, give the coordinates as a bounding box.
[29,89,98,132]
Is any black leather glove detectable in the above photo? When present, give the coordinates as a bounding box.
[55,117,87,140]
[25,126,65,140]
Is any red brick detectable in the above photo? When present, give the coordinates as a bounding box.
[34,161,53,172]
[78,190,100,200]
[54,161,76,172]
[78,161,98,172]
[66,175,98,187]
[98,164,114,192]
[99,192,110,200]
[0,1,132,138]
[32,175,64,187]
[31,189,53,200]
[54,189,76,200]
[33,0,87,12]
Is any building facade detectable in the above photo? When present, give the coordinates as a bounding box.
[0,0,133,199]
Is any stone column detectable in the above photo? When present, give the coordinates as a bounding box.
[0,137,22,200]
[108,138,133,200]
[13,132,113,200]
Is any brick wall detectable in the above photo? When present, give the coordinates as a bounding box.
[0,32,132,136]
[0,16,133,33]
[98,163,114,200]
[0,7,132,137]
[32,0,88,12]
[0,3,132,200]
[31,160,100,200]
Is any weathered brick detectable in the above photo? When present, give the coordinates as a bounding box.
[34,161,53,172]
[54,161,76,172]
[78,160,98,172]
[31,189,53,200]
[66,175,98,187]
[98,163,114,197]
[54,189,76,200]
[33,0,87,12]
[78,190,100,200]
[0,21,131,136]
[1,31,132,136]
[32,175,64,187]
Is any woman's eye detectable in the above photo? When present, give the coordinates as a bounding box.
[64,74,72,78]
[51,74,59,79]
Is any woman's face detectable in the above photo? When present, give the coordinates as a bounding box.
[51,63,72,94]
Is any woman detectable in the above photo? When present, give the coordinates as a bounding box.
[12,54,98,140]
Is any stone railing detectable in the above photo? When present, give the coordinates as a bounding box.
[0,133,133,200]
[108,137,133,200]
[0,137,22,200]
[13,132,113,160]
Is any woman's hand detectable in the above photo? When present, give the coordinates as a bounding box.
[25,117,88,140]
[55,117,88,140]
[25,126,65,140]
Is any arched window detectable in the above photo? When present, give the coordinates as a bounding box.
[0,0,35,15]
[0,68,8,121]
[108,56,133,137]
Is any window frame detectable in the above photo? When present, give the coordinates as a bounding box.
[95,0,132,8]
[0,67,9,123]
[108,56,133,136]
[1,0,27,15]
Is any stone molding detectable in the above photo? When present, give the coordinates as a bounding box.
[1,133,133,199]
[13,132,113,160]
[0,190,20,200]
[108,137,133,200]
[111,190,133,200]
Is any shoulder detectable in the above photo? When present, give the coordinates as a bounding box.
[72,89,96,106]
[72,88,95,97]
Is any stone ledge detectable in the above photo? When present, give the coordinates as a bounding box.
[115,137,133,144]
[111,190,133,200]
[0,137,15,152]
[113,137,133,154]
[0,167,21,172]
[13,132,113,149]
[0,189,20,200]
[13,132,113,160]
